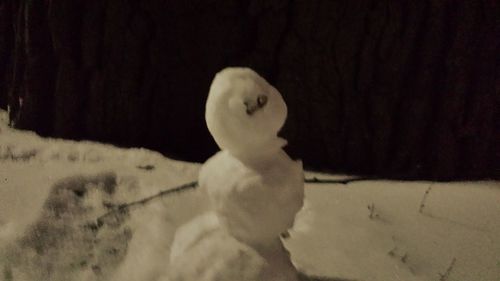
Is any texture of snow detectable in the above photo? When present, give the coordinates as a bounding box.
[167,212,268,281]
[1,111,499,281]
[199,150,303,246]
[289,176,500,281]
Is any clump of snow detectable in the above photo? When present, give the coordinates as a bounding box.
[167,212,268,281]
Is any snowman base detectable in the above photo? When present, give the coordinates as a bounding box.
[167,212,299,281]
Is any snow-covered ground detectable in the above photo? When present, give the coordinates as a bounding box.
[0,111,499,281]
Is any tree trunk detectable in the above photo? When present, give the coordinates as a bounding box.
[1,0,498,180]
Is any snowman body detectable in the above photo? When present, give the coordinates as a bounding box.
[200,149,303,247]
[168,67,304,281]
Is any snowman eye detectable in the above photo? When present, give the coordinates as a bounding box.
[257,95,268,107]
[242,95,268,116]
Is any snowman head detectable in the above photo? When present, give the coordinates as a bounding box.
[205,67,287,157]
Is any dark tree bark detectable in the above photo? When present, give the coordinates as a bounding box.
[0,1,13,110]
[1,0,498,180]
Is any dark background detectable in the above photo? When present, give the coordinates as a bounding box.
[1,0,498,180]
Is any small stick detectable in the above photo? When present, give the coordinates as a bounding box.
[96,181,198,224]
[419,184,433,213]
[368,203,376,219]
[94,176,373,227]
[387,246,408,264]
[438,258,456,281]
[388,246,398,257]
[304,176,373,184]
[401,253,408,263]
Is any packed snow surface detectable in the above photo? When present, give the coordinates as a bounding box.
[0,111,499,281]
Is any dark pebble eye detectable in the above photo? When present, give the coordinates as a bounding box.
[257,95,268,107]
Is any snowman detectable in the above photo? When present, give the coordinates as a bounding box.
[167,67,304,281]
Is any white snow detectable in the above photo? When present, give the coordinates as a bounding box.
[0,112,499,281]
[199,150,303,246]
[166,212,268,281]
[289,175,500,281]
[205,67,288,158]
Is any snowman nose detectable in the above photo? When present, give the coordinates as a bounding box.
[244,95,268,115]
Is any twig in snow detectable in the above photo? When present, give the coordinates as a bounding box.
[401,253,408,263]
[367,203,379,219]
[136,164,155,171]
[438,258,456,281]
[93,176,370,228]
[96,181,198,226]
[388,246,408,263]
[304,176,373,184]
[419,184,433,213]
[388,246,398,257]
